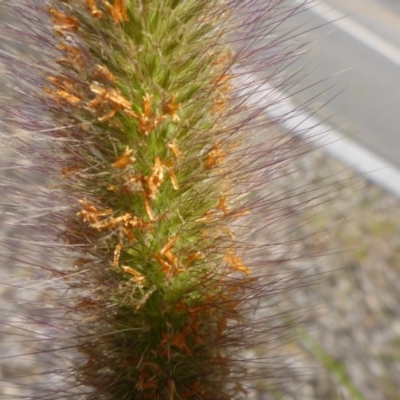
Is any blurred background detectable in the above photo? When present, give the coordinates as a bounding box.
[252,1,400,399]
[283,0,400,168]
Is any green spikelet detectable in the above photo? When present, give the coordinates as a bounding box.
[44,1,256,398]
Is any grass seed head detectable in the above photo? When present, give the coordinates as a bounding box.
[0,0,325,398]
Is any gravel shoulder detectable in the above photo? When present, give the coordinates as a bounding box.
[252,132,400,400]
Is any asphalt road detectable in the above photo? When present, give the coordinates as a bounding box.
[266,0,400,169]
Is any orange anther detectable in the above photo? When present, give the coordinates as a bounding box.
[224,251,251,275]
[86,0,104,18]
[167,140,184,159]
[104,0,129,23]
[112,243,122,267]
[49,8,79,32]
[163,95,181,122]
[111,146,135,169]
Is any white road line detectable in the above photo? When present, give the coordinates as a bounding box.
[239,74,400,198]
[274,95,400,199]
[301,1,400,68]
